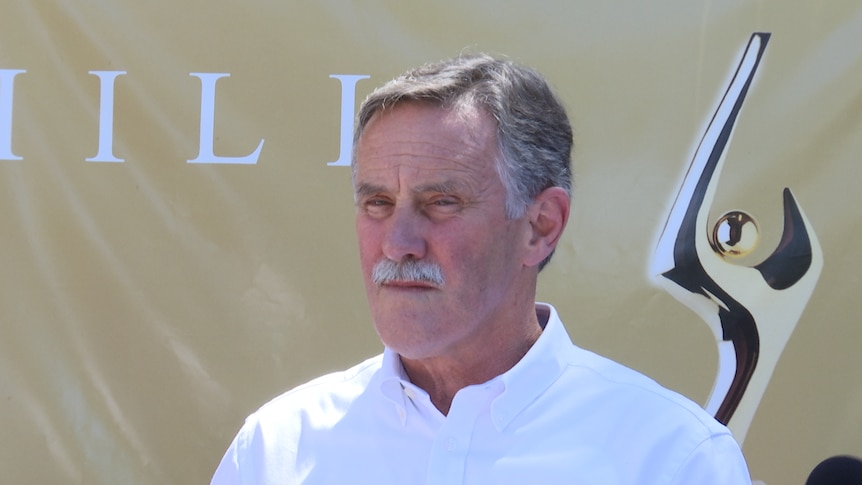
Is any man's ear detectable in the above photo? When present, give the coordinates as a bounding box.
[523,186,570,268]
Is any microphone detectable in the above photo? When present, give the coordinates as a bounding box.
[806,455,862,484]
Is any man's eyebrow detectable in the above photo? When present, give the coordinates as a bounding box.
[354,183,387,199]
[355,180,470,199]
[412,179,469,195]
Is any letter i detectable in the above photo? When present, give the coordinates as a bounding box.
[86,70,127,162]
[0,69,26,161]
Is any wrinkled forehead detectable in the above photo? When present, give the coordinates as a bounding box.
[352,97,497,175]
[353,102,502,191]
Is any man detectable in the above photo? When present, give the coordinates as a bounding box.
[211,54,752,484]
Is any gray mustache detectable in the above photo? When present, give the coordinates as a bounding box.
[372,258,445,287]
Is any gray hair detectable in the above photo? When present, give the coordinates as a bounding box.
[352,54,573,270]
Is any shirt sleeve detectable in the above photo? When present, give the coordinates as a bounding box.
[670,433,753,484]
[210,433,241,485]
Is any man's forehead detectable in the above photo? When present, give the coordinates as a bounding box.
[360,102,495,149]
[355,103,498,176]
[354,164,496,204]
[356,151,483,178]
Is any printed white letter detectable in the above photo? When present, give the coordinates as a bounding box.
[188,73,263,165]
[0,69,26,161]
[327,74,370,166]
[86,70,126,162]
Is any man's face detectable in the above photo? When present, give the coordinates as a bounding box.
[354,102,533,361]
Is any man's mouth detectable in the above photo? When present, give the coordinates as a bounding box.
[380,280,438,290]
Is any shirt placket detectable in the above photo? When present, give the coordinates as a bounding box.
[424,386,487,485]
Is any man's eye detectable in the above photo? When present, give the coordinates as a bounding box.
[428,198,462,214]
[362,198,393,217]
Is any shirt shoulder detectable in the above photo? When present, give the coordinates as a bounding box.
[211,356,389,484]
[252,353,384,421]
[574,347,728,431]
[541,347,750,482]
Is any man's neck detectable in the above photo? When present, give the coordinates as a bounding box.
[399,306,544,415]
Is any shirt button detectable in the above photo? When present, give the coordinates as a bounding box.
[446,437,457,451]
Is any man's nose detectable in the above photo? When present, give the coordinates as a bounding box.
[381,207,428,262]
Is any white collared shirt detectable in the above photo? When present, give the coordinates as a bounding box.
[212,304,751,484]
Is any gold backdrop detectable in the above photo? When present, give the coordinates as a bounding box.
[1,2,860,483]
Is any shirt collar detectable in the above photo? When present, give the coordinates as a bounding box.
[379,347,411,425]
[490,302,573,431]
